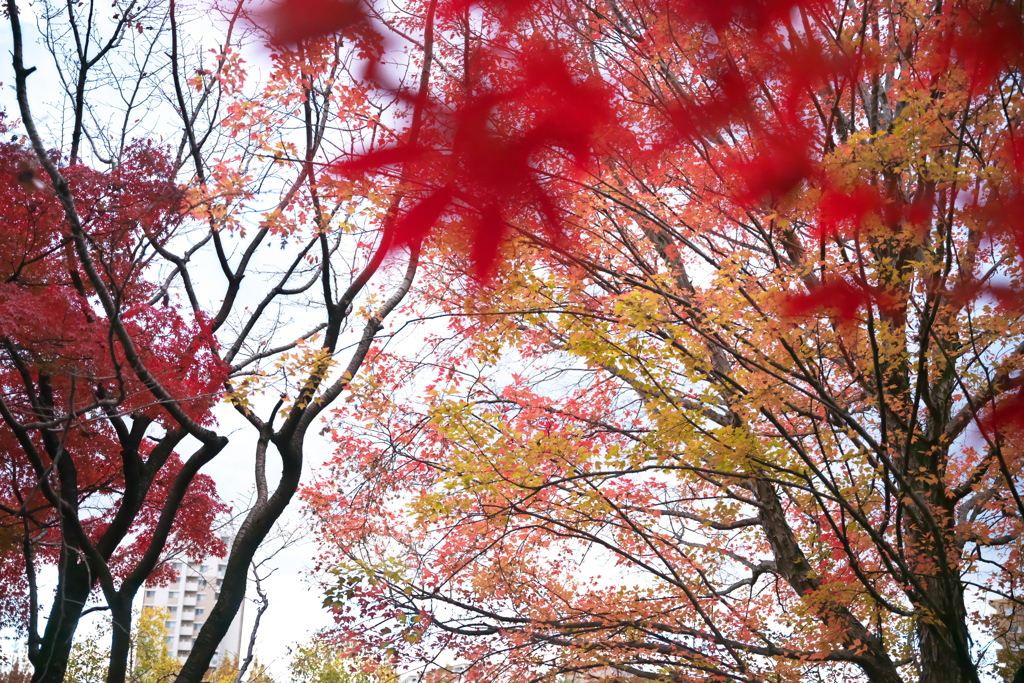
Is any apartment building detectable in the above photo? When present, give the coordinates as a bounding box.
[142,554,245,663]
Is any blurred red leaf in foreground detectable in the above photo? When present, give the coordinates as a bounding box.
[264,0,375,46]
[335,44,615,277]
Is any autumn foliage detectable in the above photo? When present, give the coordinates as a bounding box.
[267,0,1024,291]
[3,0,443,678]
[0,110,229,668]
[4,0,1024,677]
[0,120,227,608]
[269,0,1024,680]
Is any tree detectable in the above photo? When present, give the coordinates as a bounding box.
[63,609,177,683]
[59,608,267,683]
[1,0,431,681]
[288,638,397,683]
[132,609,179,683]
[64,618,109,683]
[205,657,275,683]
[0,116,228,683]
[298,0,1024,682]
[7,0,1024,681]
[0,656,32,683]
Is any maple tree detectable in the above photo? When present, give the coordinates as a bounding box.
[287,0,1024,682]
[0,115,228,683]
[1,0,429,681]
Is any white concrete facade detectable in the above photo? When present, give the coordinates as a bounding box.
[142,546,245,665]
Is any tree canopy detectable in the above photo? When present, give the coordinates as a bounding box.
[3,0,1024,680]
[293,0,1024,681]
[1,0,425,680]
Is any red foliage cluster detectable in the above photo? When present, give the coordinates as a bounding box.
[0,119,227,625]
[340,43,615,275]
[0,141,225,424]
[263,0,380,53]
[261,0,1024,320]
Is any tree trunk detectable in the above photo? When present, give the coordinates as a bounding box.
[753,477,905,683]
[173,444,303,683]
[106,598,134,683]
[916,571,978,683]
[29,560,91,683]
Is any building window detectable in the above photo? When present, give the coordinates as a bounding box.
[168,606,177,614]
[195,608,205,616]
[218,564,227,574]
[197,594,206,602]
[165,621,175,629]
[169,591,179,599]
[164,636,173,644]
[145,590,155,598]
[195,623,203,630]
[200,564,209,572]
[198,579,207,589]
